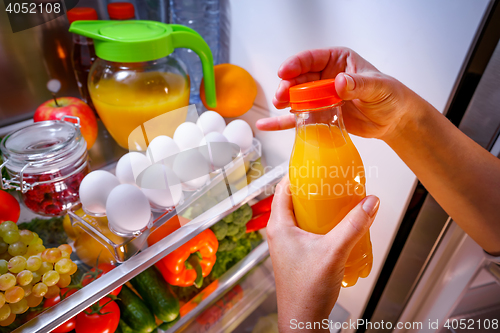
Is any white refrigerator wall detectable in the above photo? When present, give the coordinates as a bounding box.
[228,0,491,328]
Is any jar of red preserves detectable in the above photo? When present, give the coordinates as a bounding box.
[0,117,90,216]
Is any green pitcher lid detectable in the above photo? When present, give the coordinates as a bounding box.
[69,20,216,108]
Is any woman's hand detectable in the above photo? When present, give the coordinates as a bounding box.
[257,47,424,142]
[268,178,379,332]
[259,46,500,255]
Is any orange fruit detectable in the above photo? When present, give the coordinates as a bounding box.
[200,64,257,117]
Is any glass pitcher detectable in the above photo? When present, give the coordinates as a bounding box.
[69,21,216,150]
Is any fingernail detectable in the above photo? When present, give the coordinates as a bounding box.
[362,196,380,217]
[343,73,355,91]
[277,81,283,92]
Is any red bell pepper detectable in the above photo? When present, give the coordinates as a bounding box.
[250,194,274,217]
[156,229,218,288]
[246,211,271,233]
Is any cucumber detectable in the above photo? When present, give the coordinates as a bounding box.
[158,315,180,330]
[118,285,157,333]
[131,266,180,322]
[116,320,135,333]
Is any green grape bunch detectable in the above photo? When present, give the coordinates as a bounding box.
[0,221,78,327]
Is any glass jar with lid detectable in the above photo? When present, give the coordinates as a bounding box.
[0,117,90,216]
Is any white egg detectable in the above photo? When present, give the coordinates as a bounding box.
[106,184,152,235]
[146,135,180,163]
[223,119,253,153]
[199,131,228,146]
[173,149,210,191]
[173,122,204,151]
[138,164,183,208]
[115,152,151,186]
[79,171,121,215]
[196,111,226,135]
[199,132,233,169]
[183,176,210,191]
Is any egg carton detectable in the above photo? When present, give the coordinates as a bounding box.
[67,138,262,263]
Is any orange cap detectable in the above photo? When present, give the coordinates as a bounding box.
[107,2,135,20]
[289,79,342,110]
[67,8,98,24]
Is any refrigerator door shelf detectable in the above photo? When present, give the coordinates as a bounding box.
[67,138,263,263]
[13,161,288,333]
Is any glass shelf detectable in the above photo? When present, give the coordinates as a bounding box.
[13,161,287,333]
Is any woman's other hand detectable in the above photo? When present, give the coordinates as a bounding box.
[267,177,379,332]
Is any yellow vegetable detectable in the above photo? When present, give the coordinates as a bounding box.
[68,209,124,266]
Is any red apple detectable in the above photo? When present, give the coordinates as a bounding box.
[34,97,98,149]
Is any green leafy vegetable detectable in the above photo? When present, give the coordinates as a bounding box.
[226,223,240,237]
[222,213,234,223]
[18,216,67,248]
[232,204,253,227]
[232,226,247,240]
[211,220,228,241]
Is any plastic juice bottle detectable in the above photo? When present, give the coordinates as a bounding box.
[289,79,373,287]
[67,8,98,113]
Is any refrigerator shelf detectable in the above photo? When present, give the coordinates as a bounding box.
[162,242,273,333]
[13,161,287,333]
[486,262,500,285]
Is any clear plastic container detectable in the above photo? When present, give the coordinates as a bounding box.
[0,118,90,216]
[289,79,373,287]
[68,138,262,263]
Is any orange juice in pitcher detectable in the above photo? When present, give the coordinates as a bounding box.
[289,79,373,287]
[69,20,217,150]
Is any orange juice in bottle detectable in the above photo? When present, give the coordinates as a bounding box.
[289,79,373,287]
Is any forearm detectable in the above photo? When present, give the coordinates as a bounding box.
[276,286,334,333]
[386,95,500,254]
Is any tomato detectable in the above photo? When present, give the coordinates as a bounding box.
[0,190,20,223]
[82,263,122,296]
[43,288,78,308]
[43,288,78,333]
[75,297,120,333]
[51,318,76,333]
